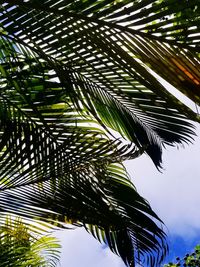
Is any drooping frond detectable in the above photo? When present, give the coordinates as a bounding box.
[0,162,168,267]
[85,163,168,267]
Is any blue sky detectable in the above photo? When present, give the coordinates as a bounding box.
[55,123,200,266]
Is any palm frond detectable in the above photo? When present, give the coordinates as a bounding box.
[0,162,168,267]
[0,216,61,267]
[85,163,168,267]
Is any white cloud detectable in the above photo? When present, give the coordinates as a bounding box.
[55,228,125,267]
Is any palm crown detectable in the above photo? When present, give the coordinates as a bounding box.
[0,0,199,266]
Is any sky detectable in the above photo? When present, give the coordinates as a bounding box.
[55,123,200,267]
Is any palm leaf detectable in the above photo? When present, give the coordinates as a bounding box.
[0,162,168,267]
[0,216,61,267]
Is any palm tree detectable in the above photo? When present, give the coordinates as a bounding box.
[0,216,60,267]
[0,0,199,266]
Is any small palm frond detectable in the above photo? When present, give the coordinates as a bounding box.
[0,216,61,267]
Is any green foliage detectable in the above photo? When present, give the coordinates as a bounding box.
[165,245,200,267]
[152,0,200,42]
[0,216,61,267]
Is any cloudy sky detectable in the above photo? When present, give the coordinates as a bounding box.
[55,121,200,267]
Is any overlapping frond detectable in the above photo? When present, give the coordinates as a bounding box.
[0,38,139,189]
